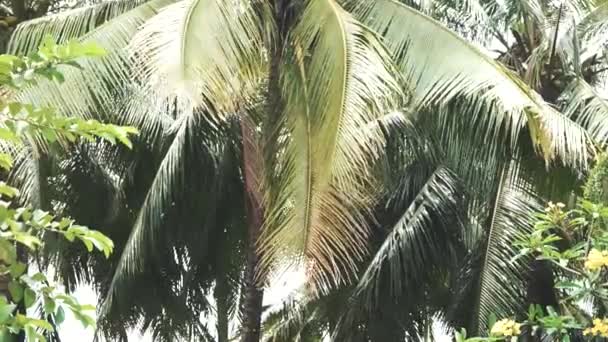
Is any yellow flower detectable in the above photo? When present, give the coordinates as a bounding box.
[584,249,608,271]
[490,319,522,337]
[584,318,608,337]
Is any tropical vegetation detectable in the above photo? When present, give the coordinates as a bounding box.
[2,0,608,341]
[455,161,608,341]
[0,38,136,341]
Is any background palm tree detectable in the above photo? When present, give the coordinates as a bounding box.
[5,0,606,340]
[260,0,608,339]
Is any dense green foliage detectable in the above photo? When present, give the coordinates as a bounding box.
[0,39,136,341]
[4,0,608,341]
[457,194,608,341]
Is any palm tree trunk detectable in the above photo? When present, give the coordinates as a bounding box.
[239,0,293,337]
[239,118,264,342]
[215,274,230,342]
[239,235,264,342]
[216,297,229,342]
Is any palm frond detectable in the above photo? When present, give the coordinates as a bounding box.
[8,148,45,207]
[452,164,540,334]
[562,77,608,145]
[124,0,268,126]
[577,1,608,61]
[425,104,507,198]
[347,0,593,168]
[8,0,151,55]
[354,167,464,303]
[100,113,247,326]
[101,113,199,312]
[14,0,172,131]
[258,0,401,293]
[261,292,325,342]
[6,0,172,234]
[0,139,39,206]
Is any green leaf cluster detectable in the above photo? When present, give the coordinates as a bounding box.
[461,198,608,340]
[0,37,135,341]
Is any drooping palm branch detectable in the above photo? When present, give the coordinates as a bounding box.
[6,0,605,340]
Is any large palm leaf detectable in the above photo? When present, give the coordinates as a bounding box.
[448,164,541,334]
[347,0,594,168]
[103,0,269,314]
[257,0,401,293]
[45,118,247,340]
[8,0,151,55]
[562,78,608,145]
[13,0,173,139]
[354,167,464,303]
[7,0,604,339]
[123,0,267,121]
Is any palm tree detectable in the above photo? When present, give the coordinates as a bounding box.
[10,118,247,340]
[6,0,601,340]
[261,0,608,339]
[259,112,543,340]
